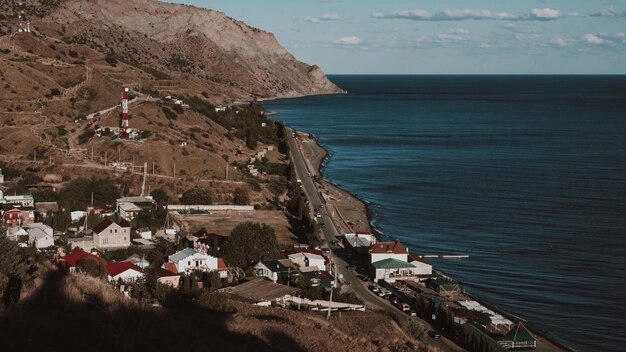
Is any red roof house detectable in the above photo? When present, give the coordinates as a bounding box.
[60,250,104,270]
[106,262,143,282]
[369,240,409,263]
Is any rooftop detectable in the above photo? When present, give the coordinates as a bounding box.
[503,322,536,343]
[369,240,408,255]
[61,250,103,267]
[106,262,143,277]
[169,248,202,263]
[117,196,155,204]
[118,202,143,212]
[372,258,416,269]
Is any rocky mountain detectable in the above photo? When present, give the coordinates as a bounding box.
[1,0,342,101]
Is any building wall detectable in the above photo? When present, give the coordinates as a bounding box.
[410,261,433,275]
[371,253,408,264]
[34,235,54,249]
[110,270,144,283]
[176,254,218,273]
[94,223,131,249]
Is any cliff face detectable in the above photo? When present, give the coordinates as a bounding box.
[11,0,342,100]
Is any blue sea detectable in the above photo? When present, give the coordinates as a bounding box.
[266,75,626,352]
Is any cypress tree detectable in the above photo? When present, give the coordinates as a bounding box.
[0,235,35,309]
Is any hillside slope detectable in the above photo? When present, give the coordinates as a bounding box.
[2,0,342,101]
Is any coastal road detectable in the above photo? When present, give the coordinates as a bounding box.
[285,128,463,352]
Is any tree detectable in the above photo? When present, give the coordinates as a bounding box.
[181,188,213,205]
[0,235,35,309]
[232,187,249,205]
[222,222,279,269]
[150,188,170,206]
[76,258,106,278]
[245,129,258,149]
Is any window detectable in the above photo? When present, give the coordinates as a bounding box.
[115,229,117,233]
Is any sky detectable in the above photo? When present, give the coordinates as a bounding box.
[171,0,626,74]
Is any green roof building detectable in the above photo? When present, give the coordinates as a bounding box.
[499,322,537,350]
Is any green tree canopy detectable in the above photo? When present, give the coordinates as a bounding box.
[150,188,170,206]
[222,222,279,269]
[58,177,120,210]
[181,188,213,205]
[232,187,249,205]
[0,235,36,309]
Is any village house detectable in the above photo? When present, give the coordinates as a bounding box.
[369,240,409,263]
[1,194,35,207]
[92,218,132,250]
[191,228,228,254]
[499,322,537,350]
[286,250,327,271]
[254,259,298,283]
[344,232,377,253]
[115,196,155,221]
[6,226,28,241]
[0,168,4,183]
[34,201,59,220]
[147,268,181,288]
[59,250,104,272]
[24,224,55,250]
[166,248,219,273]
[2,205,35,226]
[106,262,144,283]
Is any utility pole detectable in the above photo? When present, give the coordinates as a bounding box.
[91,146,94,161]
[173,163,176,178]
[118,147,121,163]
[225,164,228,180]
[33,149,36,162]
[327,263,337,321]
[152,160,155,176]
[104,151,107,167]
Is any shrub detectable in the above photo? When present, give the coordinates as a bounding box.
[181,188,213,205]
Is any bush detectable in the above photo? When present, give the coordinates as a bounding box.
[76,258,106,278]
[233,187,249,205]
[105,54,117,66]
[198,291,234,312]
[181,188,213,205]
[162,106,177,120]
[402,319,427,341]
[50,88,61,96]
[68,50,78,58]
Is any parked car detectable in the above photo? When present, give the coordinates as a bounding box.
[409,310,417,317]
[378,289,392,297]
[371,285,380,293]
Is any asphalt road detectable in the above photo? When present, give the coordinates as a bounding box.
[285,128,464,352]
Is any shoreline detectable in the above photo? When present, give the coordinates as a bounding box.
[291,127,571,352]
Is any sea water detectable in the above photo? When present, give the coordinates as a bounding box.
[265,75,626,352]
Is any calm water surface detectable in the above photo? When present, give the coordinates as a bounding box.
[266,75,626,352]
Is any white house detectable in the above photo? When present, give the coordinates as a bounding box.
[254,259,298,283]
[118,202,143,221]
[371,258,427,282]
[92,218,131,250]
[106,262,144,282]
[71,211,88,222]
[345,232,376,253]
[0,168,4,184]
[409,258,433,277]
[2,194,35,207]
[167,248,218,273]
[287,252,326,271]
[369,240,409,264]
[6,226,28,241]
[26,227,54,250]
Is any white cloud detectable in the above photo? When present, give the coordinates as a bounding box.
[550,36,574,47]
[373,8,566,21]
[448,28,470,34]
[306,13,342,23]
[332,36,361,45]
[589,7,626,18]
[528,8,560,20]
[581,34,609,45]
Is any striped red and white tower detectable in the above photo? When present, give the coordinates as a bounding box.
[120,87,130,140]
